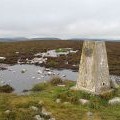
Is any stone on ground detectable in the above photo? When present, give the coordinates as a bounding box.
[4,110,11,114]
[30,106,38,111]
[34,115,44,120]
[56,99,61,103]
[108,97,120,105]
[79,99,90,105]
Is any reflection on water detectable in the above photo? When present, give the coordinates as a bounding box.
[0,64,78,93]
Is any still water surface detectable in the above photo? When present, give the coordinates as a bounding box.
[0,64,78,93]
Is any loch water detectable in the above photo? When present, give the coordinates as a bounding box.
[0,64,78,93]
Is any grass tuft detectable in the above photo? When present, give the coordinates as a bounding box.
[32,83,49,92]
[50,77,63,86]
[0,84,14,93]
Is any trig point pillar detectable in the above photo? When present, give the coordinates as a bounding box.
[75,41,111,94]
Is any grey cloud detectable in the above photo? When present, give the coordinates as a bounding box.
[0,0,120,39]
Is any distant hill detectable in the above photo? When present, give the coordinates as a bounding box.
[67,38,120,42]
[0,37,120,42]
[0,37,61,42]
[30,37,61,40]
[0,37,28,42]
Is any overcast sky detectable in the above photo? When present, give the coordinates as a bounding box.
[0,0,120,39]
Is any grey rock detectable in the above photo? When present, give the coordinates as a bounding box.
[57,84,65,87]
[34,115,44,120]
[111,80,119,88]
[79,99,90,105]
[42,107,52,116]
[4,110,11,114]
[87,111,93,116]
[63,102,70,105]
[21,69,27,73]
[108,97,120,105]
[56,99,61,103]
[38,100,44,105]
[30,106,38,111]
[110,75,120,88]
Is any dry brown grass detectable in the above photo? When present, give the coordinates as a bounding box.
[0,40,120,75]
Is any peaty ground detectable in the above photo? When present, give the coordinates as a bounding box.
[0,40,120,75]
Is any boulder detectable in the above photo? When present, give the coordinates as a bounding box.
[42,107,52,116]
[56,99,61,103]
[110,79,119,88]
[21,69,27,73]
[30,106,38,111]
[41,107,51,119]
[79,99,90,105]
[34,115,44,120]
[4,110,11,114]
[57,84,65,87]
[38,100,44,105]
[63,102,70,105]
[87,111,93,116]
[108,97,120,105]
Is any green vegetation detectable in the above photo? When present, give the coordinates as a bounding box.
[0,78,120,120]
[32,82,50,92]
[55,48,68,53]
[46,60,59,68]
[50,77,63,86]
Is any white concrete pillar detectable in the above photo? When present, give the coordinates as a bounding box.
[75,41,111,94]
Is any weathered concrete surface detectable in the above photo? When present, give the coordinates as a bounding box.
[75,41,111,94]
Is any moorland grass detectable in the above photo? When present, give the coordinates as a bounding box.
[0,78,120,120]
[0,40,120,75]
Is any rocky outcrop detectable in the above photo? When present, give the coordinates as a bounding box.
[30,105,55,120]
